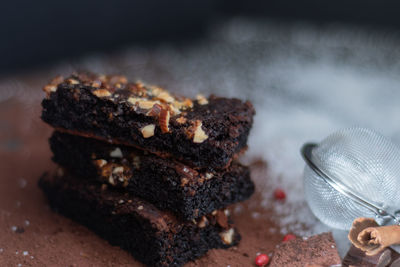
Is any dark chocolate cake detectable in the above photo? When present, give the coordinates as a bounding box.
[39,171,240,267]
[41,73,255,169]
[49,131,255,220]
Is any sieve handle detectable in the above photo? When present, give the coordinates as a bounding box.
[301,143,400,226]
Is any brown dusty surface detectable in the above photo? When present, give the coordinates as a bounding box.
[0,98,284,267]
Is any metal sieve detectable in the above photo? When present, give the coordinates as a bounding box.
[301,127,400,230]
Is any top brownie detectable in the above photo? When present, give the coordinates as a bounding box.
[41,72,255,169]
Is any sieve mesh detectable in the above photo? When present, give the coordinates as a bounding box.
[303,127,400,230]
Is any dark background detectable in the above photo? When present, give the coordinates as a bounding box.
[2,0,400,74]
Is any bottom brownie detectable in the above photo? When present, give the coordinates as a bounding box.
[39,171,240,267]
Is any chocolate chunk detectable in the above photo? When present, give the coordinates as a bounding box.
[343,245,400,267]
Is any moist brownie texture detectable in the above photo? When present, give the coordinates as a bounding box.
[39,171,240,267]
[41,72,255,169]
[49,131,255,220]
[269,232,341,267]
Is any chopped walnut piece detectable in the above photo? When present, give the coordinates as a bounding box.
[141,124,156,138]
[193,121,208,143]
[149,86,163,96]
[91,80,102,88]
[205,172,214,180]
[176,116,187,124]
[146,103,162,117]
[220,228,235,245]
[43,84,57,95]
[127,97,140,105]
[182,99,193,108]
[92,89,111,97]
[159,109,170,133]
[138,100,159,109]
[108,176,115,185]
[181,178,189,186]
[156,92,174,103]
[112,166,124,174]
[168,104,181,115]
[196,94,209,105]
[94,159,108,167]
[110,147,123,158]
[198,216,209,228]
[67,78,79,85]
[172,98,193,111]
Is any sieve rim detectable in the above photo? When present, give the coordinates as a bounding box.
[301,142,399,226]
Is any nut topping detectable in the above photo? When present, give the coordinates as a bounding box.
[220,228,235,245]
[110,147,123,158]
[146,103,162,117]
[141,124,156,138]
[91,80,102,88]
[193,121,208,143]
[112,166,124,174]
[138,100,159,109]
[66,78,79,85]
[181,178,189,186]
[205,172,214,180]
[43,84,57,95]
[94,159,108,167]
[197,216,209,228]
[159,109,170,133]
[196,94,209,105]
[176,116,187,124]
[156,92,174,103]
[93,89,111,97]
[127,97,140,105]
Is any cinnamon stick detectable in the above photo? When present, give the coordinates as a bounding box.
[349,217,400,256]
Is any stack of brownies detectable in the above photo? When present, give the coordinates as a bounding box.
[39,72,255,267]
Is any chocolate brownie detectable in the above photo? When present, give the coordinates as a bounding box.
[269,232,341,267]
[49,131,255,220]
[39,171,240,267]
[41,72,255,169]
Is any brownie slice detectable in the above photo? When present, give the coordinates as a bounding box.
[269,232,341,267]
[39,171,240,267]
[41,72,255,169]
[49,131,255,220]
